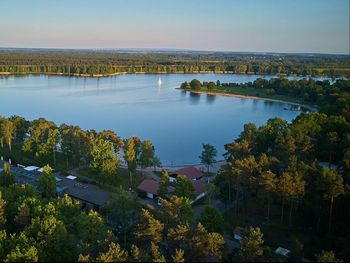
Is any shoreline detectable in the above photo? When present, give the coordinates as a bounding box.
[184,89,319,112]
[0,71,340,79]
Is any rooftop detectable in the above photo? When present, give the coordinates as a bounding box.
[172,166,204,180]
[137,179,174,195]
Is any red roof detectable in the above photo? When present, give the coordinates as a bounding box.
[137,179,174,195]
[173,166,204,180]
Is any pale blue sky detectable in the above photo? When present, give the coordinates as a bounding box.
[0,0,349,54]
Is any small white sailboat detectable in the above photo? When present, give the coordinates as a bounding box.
[157,77,162,86]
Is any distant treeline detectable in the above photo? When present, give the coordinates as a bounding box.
[0,49,349,77]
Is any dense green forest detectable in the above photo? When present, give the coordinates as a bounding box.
[0,48,349,77]
[0,78,350,261]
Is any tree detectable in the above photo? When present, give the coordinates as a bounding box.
[104,189,138,247]
[174,175,195,200]
[0,192,6,227]
[22,118,58,165]
[96,242,128,262]
[199,205,224,233]
[207,82,217,90]
[158,170,169,199]
[25,215,75,262]
[0,162,15,187]
[315,250,343,262]
[90,136,119,182]
[5,245,39,262]
[158,196,194,228]
[1,120,15,152]
[135,208,164,245]
[258,170,277,220]
[130,245,142,262]
[9,115,29,145]
[14,202,31,228]
[199,144,217,173]
[123,138,137,187]
[59,124,84,168]
[277,169,305,226]
[38,165,56,199]
[140,140,155,171]
[239,227,264,262]
[47,128,59,166]
[317,168,345,234]
[171,249,185,263]
[150,242,165,262]
[190,79,202,90]
[207,232,225,259]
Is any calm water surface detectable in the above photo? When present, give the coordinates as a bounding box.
[0,74,310,165]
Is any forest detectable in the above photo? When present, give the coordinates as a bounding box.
[0,77,349,261]
[0,48,349,77]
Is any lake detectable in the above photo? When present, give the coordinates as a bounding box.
[0,73,313,165]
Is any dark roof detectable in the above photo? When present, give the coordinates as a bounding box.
[192,178,207,196]
[172,166,204,180]
[59,177,113,206]
[137,179,174,195]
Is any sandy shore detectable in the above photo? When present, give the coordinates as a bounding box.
[187,89,319,112]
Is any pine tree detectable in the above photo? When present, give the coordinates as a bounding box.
[239,227,264,262]
[0,192,6,227]
[151,242,165,262]
[96,242,128,262]
[130,245,142,262]
[135,209,164,245]
[0,162,15,187]
[171,249,185,263]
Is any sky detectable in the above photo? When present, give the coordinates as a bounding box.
[0,0,349,54]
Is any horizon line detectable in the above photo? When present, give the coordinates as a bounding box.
[0,46,349,56]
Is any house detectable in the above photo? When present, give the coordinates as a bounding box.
[169,166,204,182]
[58,175,113,211]
[137,179,174,199]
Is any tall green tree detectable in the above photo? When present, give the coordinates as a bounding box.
[158,170,169,199]
[123,138,137,187]
[22,118,58,165]
[239,227,264,262]
[38,165,56,199]
[0,162,15,187]
[0,191,6,227]
[140,140,155,171]
[1,120,15,152]
[104,189,139,247]
[199,144,217,173]
[258,170,277,220]
[96,242,128,262]
[135,208,164,246]
[317,168,345,234]
[174,175,195,200]
[199,205,224,233]
[90,136,119,182]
